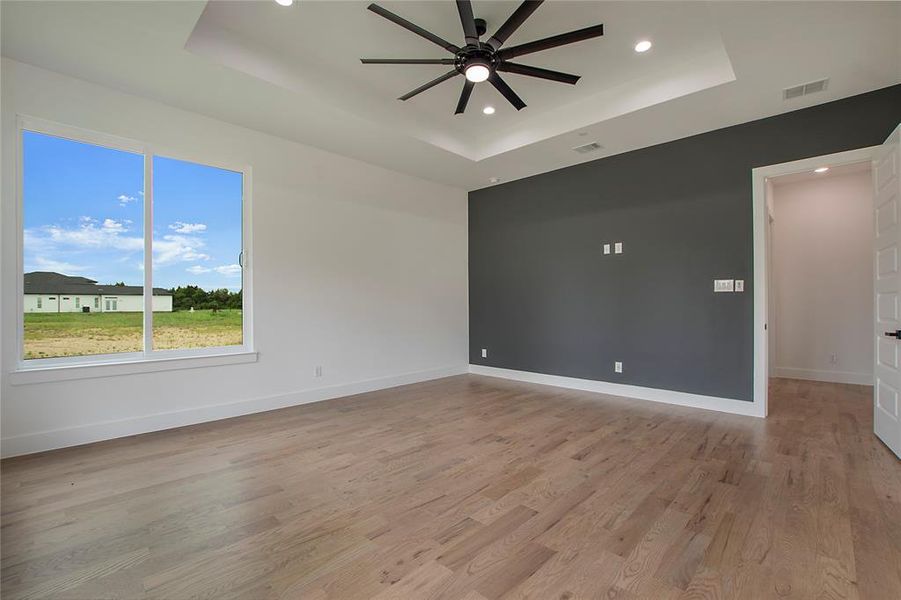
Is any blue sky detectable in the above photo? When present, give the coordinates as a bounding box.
[23,131,243,291]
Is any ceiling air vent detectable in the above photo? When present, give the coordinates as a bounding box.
[573,141,604,154]
[783,78,829,100]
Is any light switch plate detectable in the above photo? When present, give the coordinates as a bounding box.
[734,280,745,292]
[481,348,488,358]
[714,279,734,292]
[603,243,611,255]
[614,242,623,254]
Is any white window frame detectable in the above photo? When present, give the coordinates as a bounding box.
[11,116,256,384]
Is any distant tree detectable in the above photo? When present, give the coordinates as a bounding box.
[114,281,126,287]
[169,285,242,311]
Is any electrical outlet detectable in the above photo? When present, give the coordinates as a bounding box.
[734,279,745,292]
[614,242,623,254]
[481,348,488,358]
[603,243,611,255]
[830,353,838,365]
[314,366,323,377]
[614,361,623,373]
[714,279,734,292]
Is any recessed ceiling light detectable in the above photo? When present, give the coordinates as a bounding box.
[489,177,501,184]
[482,106,496,115]
[275,0,294,6]
[634,40,652,53]
[814,167,829,173]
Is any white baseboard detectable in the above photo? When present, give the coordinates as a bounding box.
[0,365,468,458]
[773,366,873,386]
[469,365,764,418]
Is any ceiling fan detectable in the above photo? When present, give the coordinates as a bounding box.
[360,0,604,114]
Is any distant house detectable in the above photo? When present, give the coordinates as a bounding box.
[24,272,173,313]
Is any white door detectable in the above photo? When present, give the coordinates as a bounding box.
[874,124,901,458]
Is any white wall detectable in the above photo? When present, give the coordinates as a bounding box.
[1,59,469,456]
[23,294,172,312]
[771,169,874,385]
[151,295,172,312]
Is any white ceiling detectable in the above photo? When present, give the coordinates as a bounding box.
[2,1,899,191]
[770,159,872,187]
[188,1,735,161]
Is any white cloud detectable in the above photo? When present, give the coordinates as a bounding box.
[25,217,211,268]
[26,256,88,274]
[169,222,207,234]
[186,265,211,274]
[102,218,126,233]
[31,219,143,252]
[153,234,210,266]
[117,194,138,207]
[214,264,242,277]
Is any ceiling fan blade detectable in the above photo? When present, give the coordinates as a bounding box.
[497,62,580,84]
[498,24,604,60]
[455,0,479,46]
[488,72,526,111]
[398,70,460,101]
[361,58,456,65]
[368,4,460,53]
[455,80,475,114]
[486,1,544,51]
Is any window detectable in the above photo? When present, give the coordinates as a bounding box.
[19,120,250,368]
[152,156,244,351]
[22,130,143,359]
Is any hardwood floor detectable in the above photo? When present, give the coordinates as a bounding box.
[2,375,899,599]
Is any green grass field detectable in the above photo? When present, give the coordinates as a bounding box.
[23,310,243,359]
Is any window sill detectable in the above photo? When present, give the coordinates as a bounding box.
[8,350,258,385]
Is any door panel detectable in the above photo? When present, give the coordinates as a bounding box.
[874,124,901,458]
[877,244,898,276]
[878,337,898,369]
[877,380,899,419]
[877,292,898,321]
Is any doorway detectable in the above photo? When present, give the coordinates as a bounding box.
[767,161,874,386]
[752,130,901,459]
[752,145,880,418]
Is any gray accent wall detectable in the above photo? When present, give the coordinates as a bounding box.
[469,85,901,401]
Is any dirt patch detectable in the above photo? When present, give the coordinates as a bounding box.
[153,327,243,350]
[24,329,142,359]
[24,326,242,358]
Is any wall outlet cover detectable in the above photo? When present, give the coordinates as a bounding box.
[614,242,623,254]
[734,279,745,292]
[714,279,735,292]
[603,243,611,255]
[481,348,488,358]
[614,361,623,373]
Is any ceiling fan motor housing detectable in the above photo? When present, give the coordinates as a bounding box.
[456,47,497,77]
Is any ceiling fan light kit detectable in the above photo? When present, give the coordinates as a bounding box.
[361,0,605,114]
